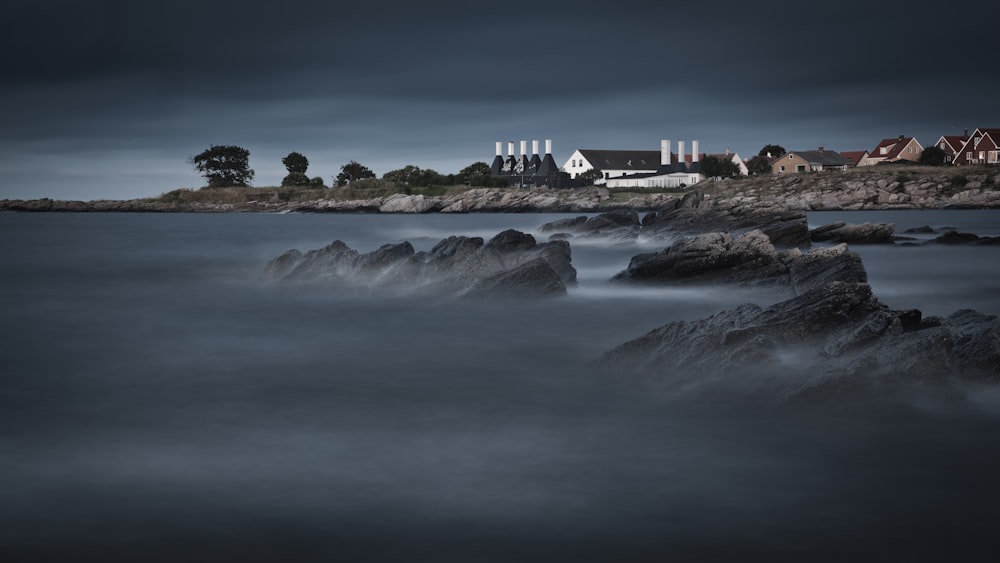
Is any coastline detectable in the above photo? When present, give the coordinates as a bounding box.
[4,167,999,214]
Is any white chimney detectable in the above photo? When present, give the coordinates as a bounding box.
[661,140,670,166]
[496,141,502,156]
[520,140,527,157]
[677,141,685,165]
[692,140,700,163]
[545,139,552,155]
[508,141,515,157]
[532,140,539,156]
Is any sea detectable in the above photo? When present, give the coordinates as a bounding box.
[1,209,999,562]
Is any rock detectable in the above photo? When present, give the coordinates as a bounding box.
[641,202,810,248]
[597,281,1000,398]
[904,225,936,234]
[263,229,576,298]
[611,231,866,294]
[932,231,1000,245]
[810,221,895,244]
[538,209,641,241]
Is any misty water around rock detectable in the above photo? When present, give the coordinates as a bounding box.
[2,210,999,561]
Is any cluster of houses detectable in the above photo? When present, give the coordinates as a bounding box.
[487,128,1000,188]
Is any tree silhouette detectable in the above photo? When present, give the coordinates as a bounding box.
[191,145,254,187]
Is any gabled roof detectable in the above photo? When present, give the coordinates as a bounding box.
[870,136,920,160]
[789,150,849,166]
[937,135,969,153]
[577,150,661,171]
[840,151,869,166]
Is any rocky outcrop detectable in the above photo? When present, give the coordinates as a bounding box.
[611,231,866,295]
[263,229,576,298]
[539,209,641,241]
[538,192,811,247]
[597,281,1000,399]
[809,221,896,244]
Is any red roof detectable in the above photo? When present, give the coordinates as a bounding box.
[840,151,868,166]
[939,135,969,152]
[870,136,917,160]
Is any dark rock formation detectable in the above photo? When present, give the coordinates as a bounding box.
[809,221,895,244]
[639,192,810,248]
[263,229,576,298]
[539,209,641,241]
[611,231,866,295]
[538,191,810,247]
[932,231,1000,245]
[597,281,1000,399]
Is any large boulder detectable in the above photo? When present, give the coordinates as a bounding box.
[611,231,866,295]
[263,229,576,298]
[597,281,1000,399]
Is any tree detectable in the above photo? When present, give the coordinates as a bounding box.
[758,144,786,158]
[746,155,773,175]
[191,145,254,187]
[282,152,309,174]
[919,146,947,166]
[336,160,376,186]
[700,155,740,178]
[383,165,423,185]
[459,161,491,179]
[577,168,604,184]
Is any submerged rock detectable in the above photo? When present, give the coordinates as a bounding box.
[611,230,866,295]
[263,229,576,298]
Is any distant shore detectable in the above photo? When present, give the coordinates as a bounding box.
[4,166,999,214]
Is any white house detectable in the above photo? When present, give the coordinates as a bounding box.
[604,140,705,189]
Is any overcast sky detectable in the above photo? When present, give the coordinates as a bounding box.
[1,1,995,200]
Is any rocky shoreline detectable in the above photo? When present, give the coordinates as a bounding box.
[3,168,1000,214]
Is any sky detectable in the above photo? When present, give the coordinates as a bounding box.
[1,0,996,200]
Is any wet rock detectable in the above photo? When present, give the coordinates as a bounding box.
[611,231,866,295]
[263,229,576,298]
[538,209,641,241]
[810,221,895,244]
[932,231,1000,245]
[597,281,1000,398]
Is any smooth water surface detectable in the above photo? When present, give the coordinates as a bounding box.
[2,210,999,562]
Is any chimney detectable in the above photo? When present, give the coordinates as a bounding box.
[899,134,904,140]
[532,140,539,157]
[964,128,969,137]
[692,140,700,163]
[520,140,527,158]
[677,141,685,165]
[725,147,730,156]
[508,141,515,158]
[818,146,824,153]
[661,140,670,166]
[545,139,553,155]
[496,141,502,157]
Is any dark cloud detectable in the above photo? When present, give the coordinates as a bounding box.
[1,1,997,199]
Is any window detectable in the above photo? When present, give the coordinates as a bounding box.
[779,165,786,172]
[788,154,793,159]
[881,147,888,155]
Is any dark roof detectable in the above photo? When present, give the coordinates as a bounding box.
[578,150,661,171]
[939,135,969,152]
[790,150,849,166]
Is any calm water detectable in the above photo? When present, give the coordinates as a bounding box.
[1,210,999,562]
